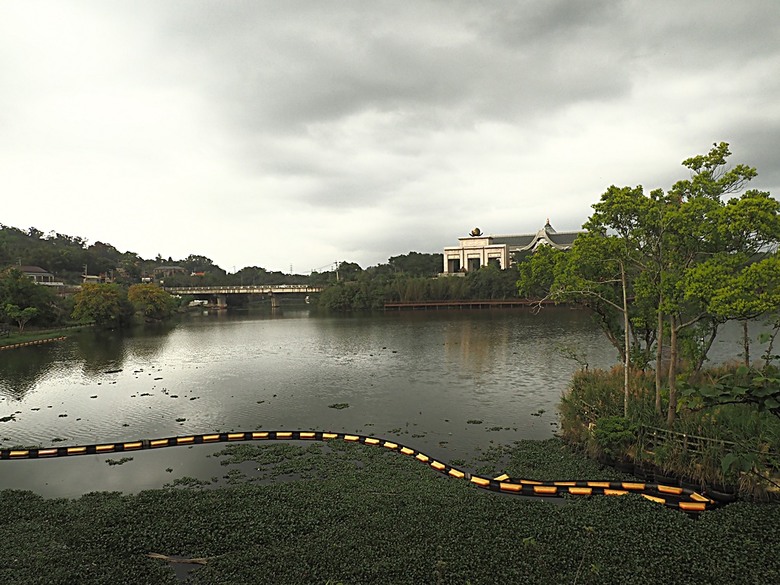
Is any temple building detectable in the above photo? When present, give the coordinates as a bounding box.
[442,220,585,274]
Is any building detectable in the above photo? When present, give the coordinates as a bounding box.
[442,220,585,274]
[17,265,63,286]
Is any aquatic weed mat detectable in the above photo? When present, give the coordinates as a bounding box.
[1,441,778,584]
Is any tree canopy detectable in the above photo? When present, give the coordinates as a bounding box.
[516,142,780,424]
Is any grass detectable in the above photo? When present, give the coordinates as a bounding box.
[0,326,86,348]
[1,439,778,584]
[559,367,780,496]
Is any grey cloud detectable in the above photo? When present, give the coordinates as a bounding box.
[147,0,636,134]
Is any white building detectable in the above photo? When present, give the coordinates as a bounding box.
[442,220,584,273]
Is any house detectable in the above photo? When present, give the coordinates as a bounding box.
[17,265,63,286]
[442,220,585,273]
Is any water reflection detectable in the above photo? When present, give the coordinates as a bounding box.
[0,344,61,399]
[0,308,766,497]
[0,323,177,401]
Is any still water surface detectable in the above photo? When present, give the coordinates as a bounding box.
[0,308,755,496]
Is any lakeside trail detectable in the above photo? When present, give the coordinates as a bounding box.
[1,438,778,584]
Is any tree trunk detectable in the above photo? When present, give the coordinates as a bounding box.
[621,261,630,418]
[655,301,663,416]
[742,320,750,367]
[666,314,678,426]
[694,321,719,373]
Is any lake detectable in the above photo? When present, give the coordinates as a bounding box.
[0,307,759,496]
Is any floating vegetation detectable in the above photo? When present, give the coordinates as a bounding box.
[328,403,350,410]
[105,457,133,466]
[2,440,778,583]
[466,419,482,425]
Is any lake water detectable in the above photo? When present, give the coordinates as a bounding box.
[0,308,759,497]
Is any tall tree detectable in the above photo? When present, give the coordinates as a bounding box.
[71,283,133,328]
[523,142,780,425]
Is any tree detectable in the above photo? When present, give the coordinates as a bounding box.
[3,304,38,333]
[522,142,780,426]
[515,245,567,299]
[127,284,178,321]
[0,268,61,326]
[659,146,777,423]
[387,252,443,277]
[71,283,133,328]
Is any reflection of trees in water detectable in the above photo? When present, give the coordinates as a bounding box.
[72,330,128,375]
[444,315,510,372]
[0,345,60,400]
[73,323,175,374]
[0,325,178,400]
[124,322,176,362]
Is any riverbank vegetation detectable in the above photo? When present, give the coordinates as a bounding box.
[317,263,517,311]
[524,143,780,499]
[2,440,779,584]
[0,267,181,339]
[559,366,780,499]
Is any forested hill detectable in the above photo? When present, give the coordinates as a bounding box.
[0,224,443,286]
[0,224,225,285]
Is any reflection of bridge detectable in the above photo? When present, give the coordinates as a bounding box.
[164,285,324,309]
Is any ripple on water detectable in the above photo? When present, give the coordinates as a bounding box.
[1,310,622,460]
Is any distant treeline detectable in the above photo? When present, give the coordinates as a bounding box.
[0,223,444,287]
[317,264,519,311]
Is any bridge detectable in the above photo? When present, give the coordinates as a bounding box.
[164,284,325,309]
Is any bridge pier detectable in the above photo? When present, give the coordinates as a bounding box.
[216,295,228,309]
[270,293,280,309]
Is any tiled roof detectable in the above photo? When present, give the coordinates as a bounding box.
[547,232,581,246]
[492,234,535,247]
[17,265,52,274]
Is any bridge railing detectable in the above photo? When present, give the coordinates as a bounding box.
[164,285,324,293]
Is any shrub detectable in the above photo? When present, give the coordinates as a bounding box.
[590,416,638,460]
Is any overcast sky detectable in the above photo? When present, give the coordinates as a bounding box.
[2,1,779,274]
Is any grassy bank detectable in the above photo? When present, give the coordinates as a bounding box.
[0,326,87,349]
[560,367,780,499]
[1,439,778,584]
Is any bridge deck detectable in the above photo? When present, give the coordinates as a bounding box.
[165,285,324,294]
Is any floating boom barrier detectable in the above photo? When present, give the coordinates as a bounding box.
[0,430,717,512]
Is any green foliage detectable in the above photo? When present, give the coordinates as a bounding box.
[318,266,519,311]
[563,364,780,495]
[680,365,780,419]
[127,284,177,321]
[71,283,134,328]
[591,416,638,460]
[387,251,443,277]
[2,303,38,333]
[515,244,567,298]
[518,143,780,425]
[2,441,780,583]
[0,268,66,328]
